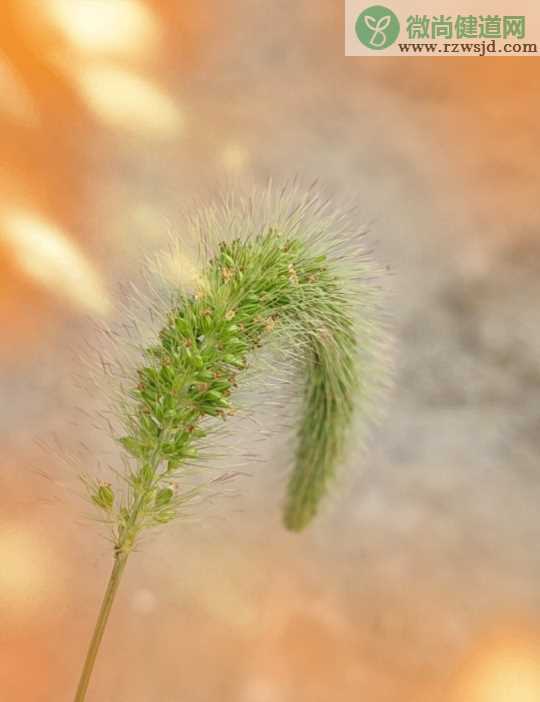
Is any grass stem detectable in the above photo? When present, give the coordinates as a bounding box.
[73,552,129,702]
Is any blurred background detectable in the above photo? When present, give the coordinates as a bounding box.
[1,2,540,701]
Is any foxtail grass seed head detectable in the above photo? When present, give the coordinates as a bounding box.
[85,186,388,548]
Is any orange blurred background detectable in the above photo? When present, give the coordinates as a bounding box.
[1,2,540,701]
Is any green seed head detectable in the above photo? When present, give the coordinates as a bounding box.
[87,185,388,550]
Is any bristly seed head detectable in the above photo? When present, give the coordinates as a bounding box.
[87,186,388,550]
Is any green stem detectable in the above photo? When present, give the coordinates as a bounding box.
[73,552,129,702]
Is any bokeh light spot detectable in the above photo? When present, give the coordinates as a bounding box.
[0,209,110,314]
[0,526,64,614]
[130,588,157,615]
[152,242,202,290]
[457,640,540,702]
[220,142,250,174]
[69,63,183,136]
[43,0,160,59]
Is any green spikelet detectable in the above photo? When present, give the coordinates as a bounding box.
[88,187,386,548]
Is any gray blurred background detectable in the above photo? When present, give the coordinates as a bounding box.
[1,2,539,700]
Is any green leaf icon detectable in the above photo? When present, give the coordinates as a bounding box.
[356,5,400,50]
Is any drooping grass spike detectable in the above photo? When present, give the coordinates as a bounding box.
[74,186,387,701]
